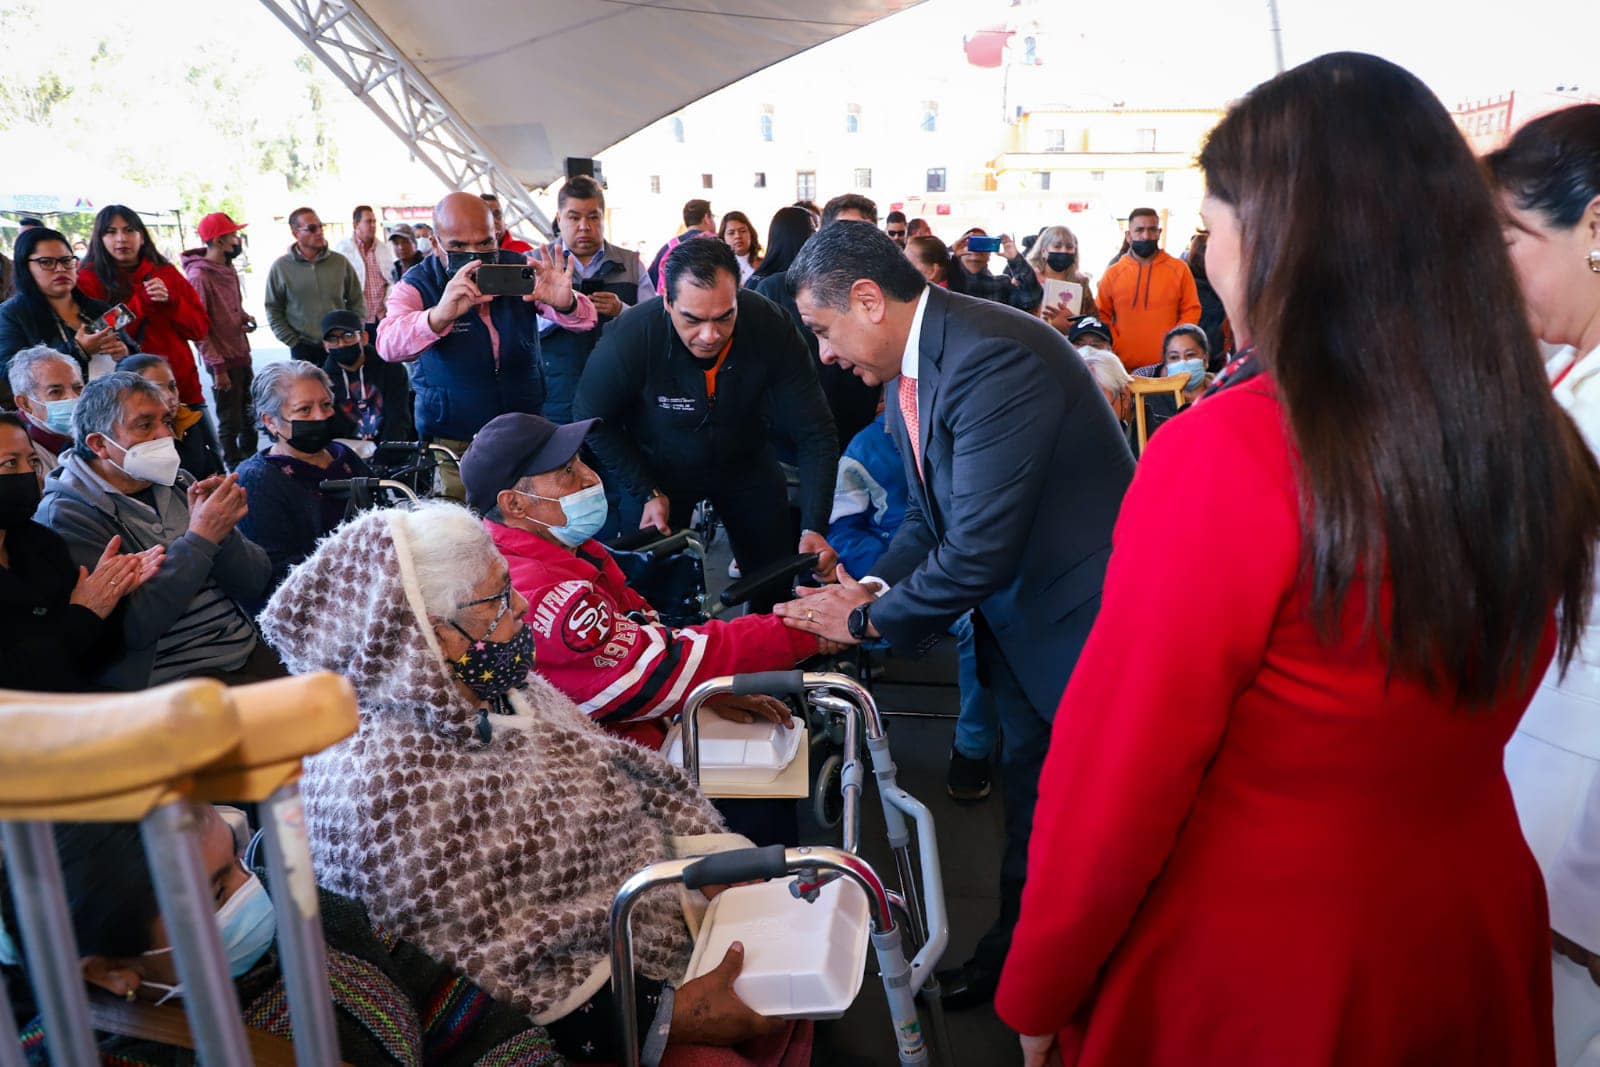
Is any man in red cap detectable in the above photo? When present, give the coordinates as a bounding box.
[182,212,259,468]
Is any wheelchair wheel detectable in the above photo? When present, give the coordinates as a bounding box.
[813,752,844,830]
[691,499,719,550]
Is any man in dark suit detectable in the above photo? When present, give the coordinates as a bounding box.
[775,222,1135,1007]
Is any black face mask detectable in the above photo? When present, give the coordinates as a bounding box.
[1046,251,1077,273]
[0,472,41,529]
[224,245,244,261]
[445,249,497,273]
[277,418,334,455]
[327,341,363,368]
[1129,239,1160,259]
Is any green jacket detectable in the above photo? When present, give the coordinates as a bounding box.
[263,243,366,346]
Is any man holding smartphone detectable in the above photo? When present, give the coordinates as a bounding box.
[376,191,596,500]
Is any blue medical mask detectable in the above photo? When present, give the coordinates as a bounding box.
[139,869,277,1003]
[33,396,77,436]
[1168,357,1207,388]
[517,482,609,548]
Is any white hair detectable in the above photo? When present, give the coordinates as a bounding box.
[1081,350,1131,398]
[8,345,80,399]
[389,501,503,618]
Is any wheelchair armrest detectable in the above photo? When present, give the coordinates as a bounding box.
[719,552,820,609]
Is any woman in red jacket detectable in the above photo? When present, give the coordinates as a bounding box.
[995,53,1600,1067]
[77,205,210,409]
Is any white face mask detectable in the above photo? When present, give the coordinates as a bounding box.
[107,436,181,487]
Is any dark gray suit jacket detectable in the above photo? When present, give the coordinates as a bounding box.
[873,285,1135,714]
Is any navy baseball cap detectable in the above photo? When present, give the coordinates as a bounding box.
[1068,316,1113,345]
[460,413,598,514]
[320,309,363,338]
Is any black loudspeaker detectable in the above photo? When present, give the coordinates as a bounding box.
[564,157,605,187]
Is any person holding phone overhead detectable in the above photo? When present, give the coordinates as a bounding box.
[376,191,596,500]
[948,227,1043,311]
[0,227,137,405]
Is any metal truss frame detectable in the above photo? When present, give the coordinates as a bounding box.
[257,0,552,236]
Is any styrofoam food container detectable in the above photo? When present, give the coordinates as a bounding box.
[664,715,804,784]
[684,876,870,1019]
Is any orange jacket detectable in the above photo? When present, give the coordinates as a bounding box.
[1097,250,1201,371]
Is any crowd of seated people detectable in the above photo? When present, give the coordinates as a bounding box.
[0,152,1409,1067]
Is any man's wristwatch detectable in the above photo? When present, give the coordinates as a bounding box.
[847,602,873,642]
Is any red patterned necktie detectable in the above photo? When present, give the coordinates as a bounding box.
[898,374,923,482]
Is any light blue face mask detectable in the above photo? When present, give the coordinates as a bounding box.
[139,869,277,1003]
[33,395,77,436]
[517,482,609,548]
[1168,357,1207,389]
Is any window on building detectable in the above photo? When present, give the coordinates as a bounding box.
[921,101,939,133]
[926,167,947,193]
[754,172,767,188]
[1089,170,1105,183]
[670,117,684,142]
[1137,127,1157,151]
[1046,128,1066,152]
[1145,170,1165,193]
[854,168,873,189]
[759,113,773,142]
[1036,171,1052,191]
[702,173,714,189]
[649,175,661,194]
[797,170,817,201]
[1023,36,1038,65]
[845,103,861,134]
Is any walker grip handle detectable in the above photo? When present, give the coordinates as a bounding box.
[682,845,788,891]
[730,670,805,698]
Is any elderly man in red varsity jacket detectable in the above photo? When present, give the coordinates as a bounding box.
[460,412,819,745]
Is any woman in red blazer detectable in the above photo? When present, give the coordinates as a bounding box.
[995,53,1600,1066]
[77,204,210,408]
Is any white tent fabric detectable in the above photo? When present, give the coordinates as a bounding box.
[351,0,927,191]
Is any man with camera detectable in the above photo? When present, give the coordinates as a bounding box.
[376,191,596,499]
[539,175,653,425]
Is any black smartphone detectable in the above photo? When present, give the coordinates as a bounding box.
[475,264,537,296]
[965,235,1002,253]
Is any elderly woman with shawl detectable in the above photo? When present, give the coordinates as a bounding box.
[260,501,803,1063]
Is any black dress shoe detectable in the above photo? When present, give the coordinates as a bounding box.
[946,746,993,802]
[936,960,998,1010]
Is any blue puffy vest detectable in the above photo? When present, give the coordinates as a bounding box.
[400,251,547,440]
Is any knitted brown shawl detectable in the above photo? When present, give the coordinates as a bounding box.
[259,510,742,1023]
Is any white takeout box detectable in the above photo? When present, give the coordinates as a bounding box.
[684,876,870,1019]
[662,716,808,798]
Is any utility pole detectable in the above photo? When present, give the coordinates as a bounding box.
[1267,0,1286,74]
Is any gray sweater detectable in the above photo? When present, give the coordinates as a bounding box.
[36,454,272,691]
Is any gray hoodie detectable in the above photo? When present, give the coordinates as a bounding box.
[36,453,271,690]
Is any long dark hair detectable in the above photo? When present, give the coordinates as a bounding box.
[1485,104,1600,230]
[748,206,815,285]
[1198,52,1600,703]
[11,227,80,305]
[86,205,169,304]
[718,210,763,262]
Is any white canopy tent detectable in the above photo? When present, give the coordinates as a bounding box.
[257,0,927,234]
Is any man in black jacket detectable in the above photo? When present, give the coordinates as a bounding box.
[318,310,414,445]
[574,238,840,609]
[774,222,1135,1009]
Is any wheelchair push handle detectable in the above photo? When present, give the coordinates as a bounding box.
[730,669,806,698]
[607,528,698,558]
[681,844,789,891]
[719,552,821,609]
[317,477,369,493]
